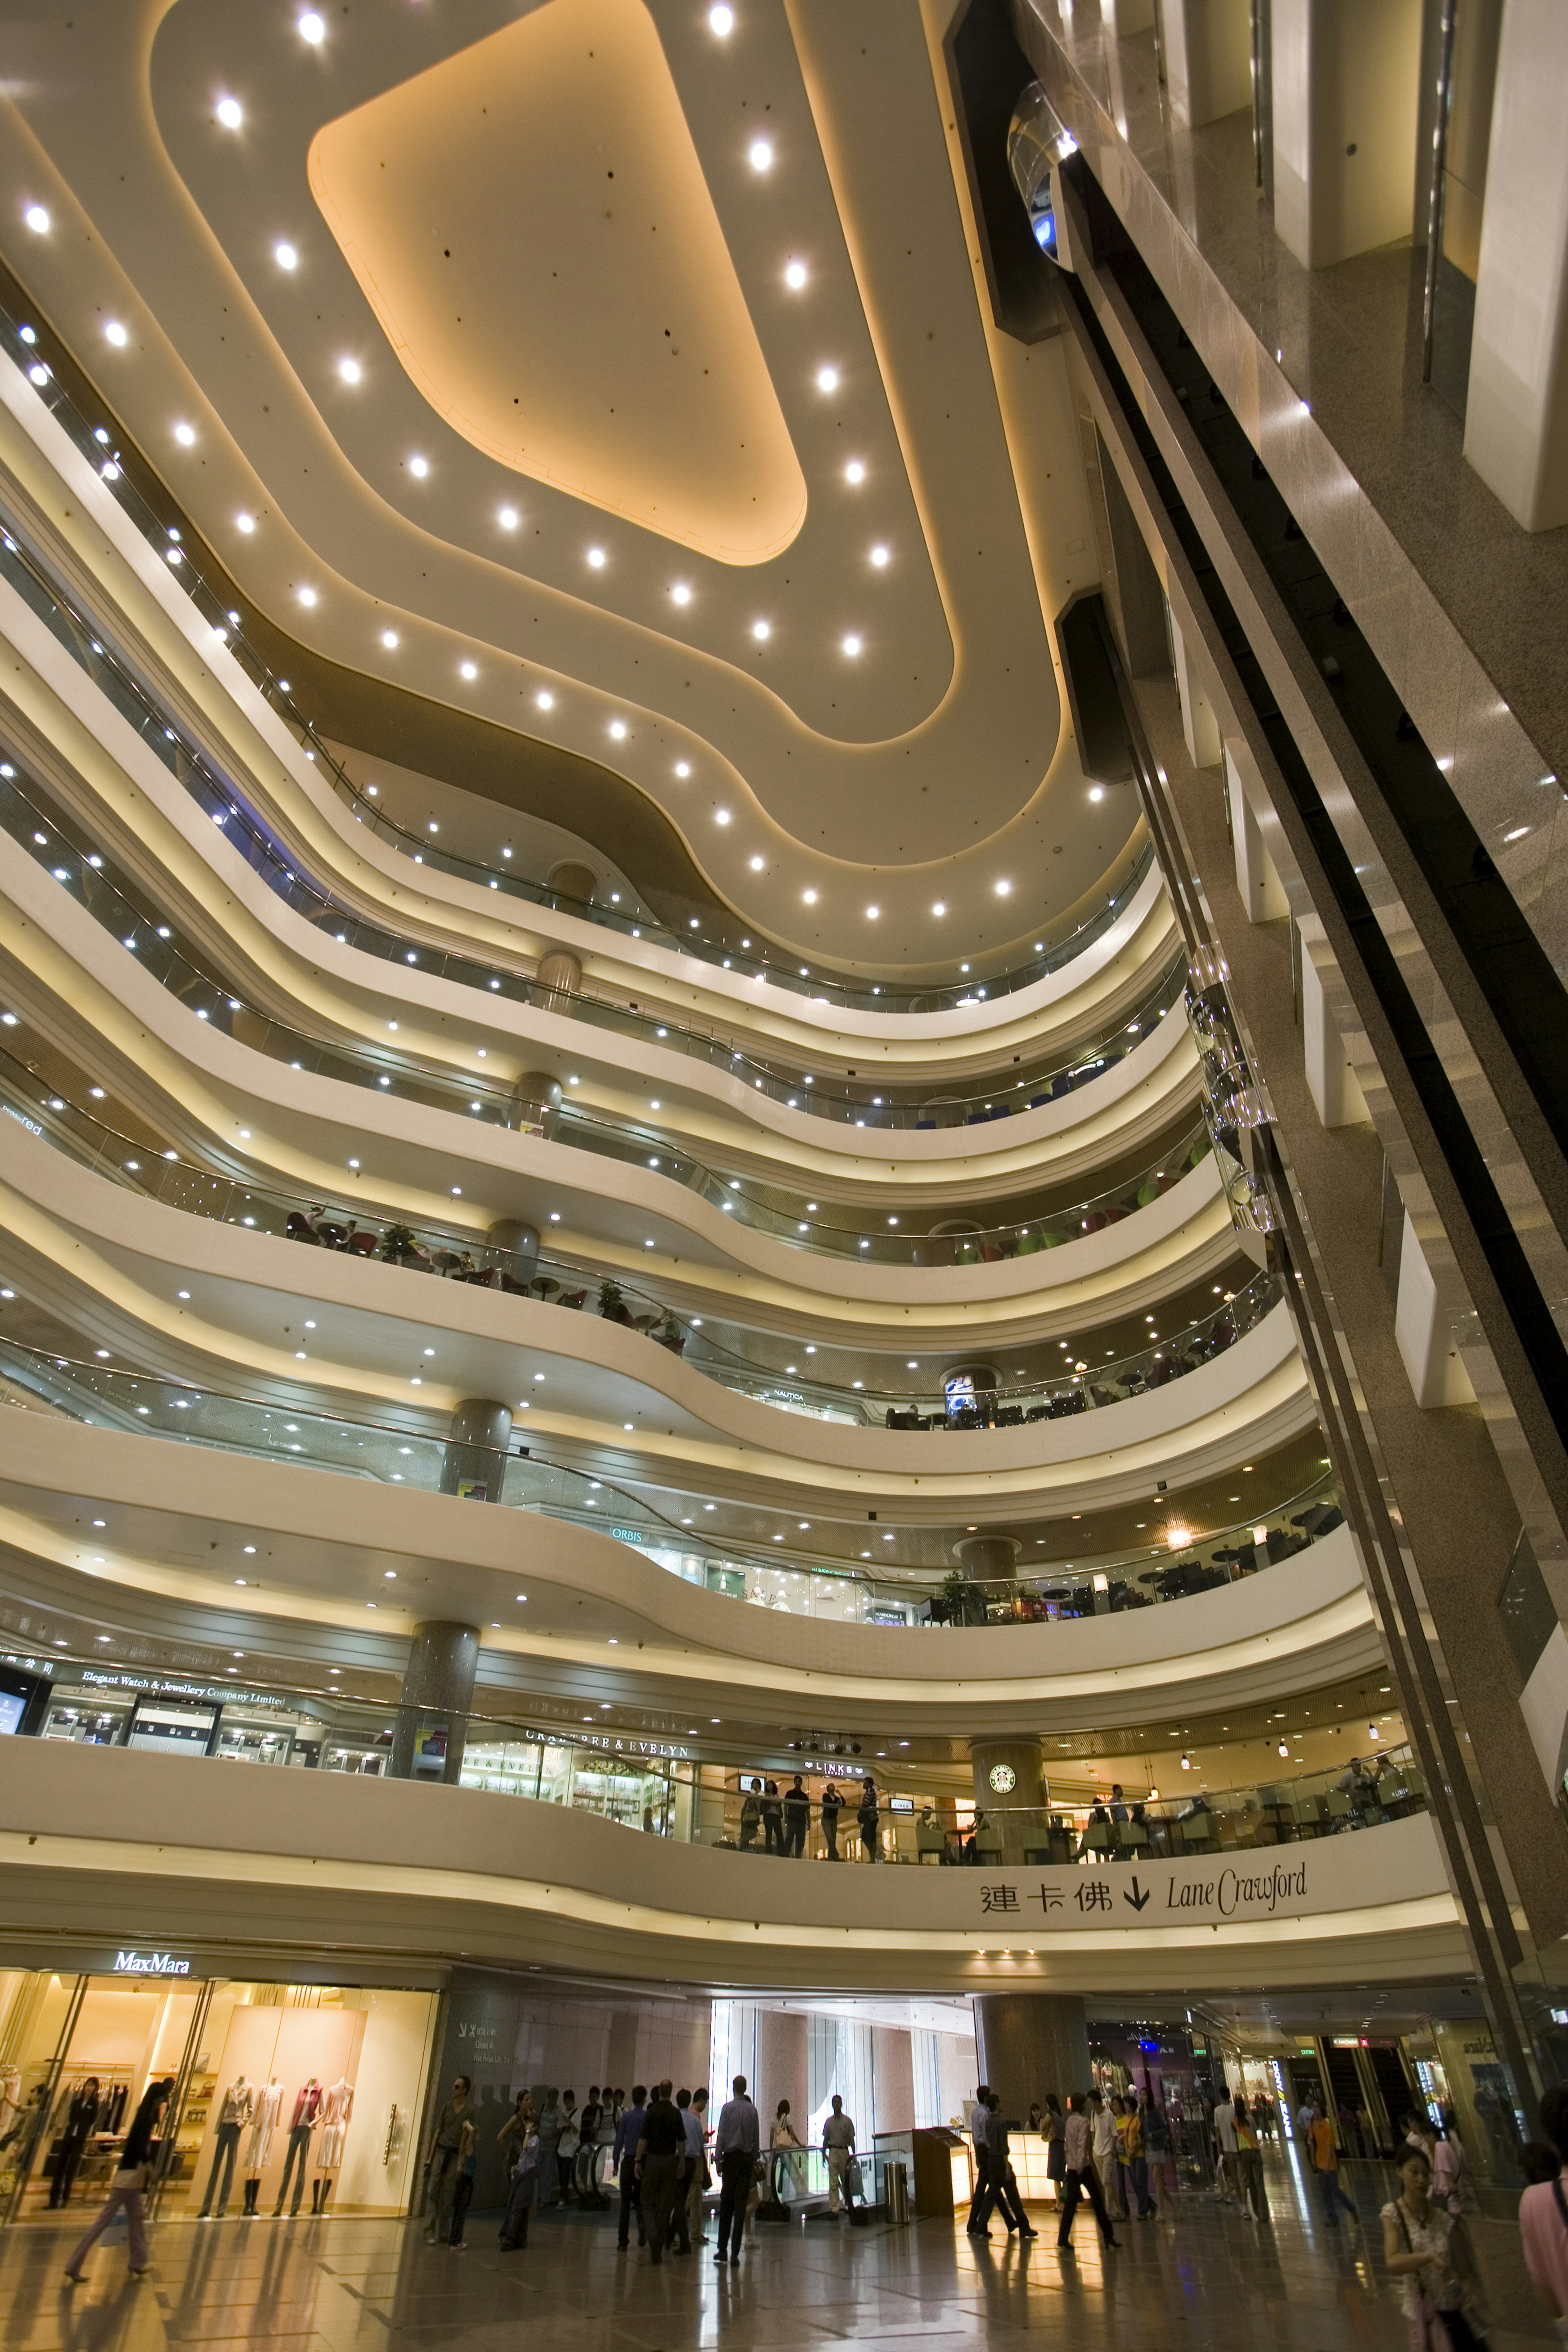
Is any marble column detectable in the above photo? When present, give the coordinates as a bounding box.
[535,951,582,1008]
[512,1070,562,1137]
[968,1735,1046,1863]
[486,1218,540,1284]
[440,1397,512,1501]
[973,1995,1094,2119]
[389,1619,480,1784]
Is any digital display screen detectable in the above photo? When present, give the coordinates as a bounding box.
[0,1691,25,1737]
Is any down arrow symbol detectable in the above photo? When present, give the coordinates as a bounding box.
[1123,1875,1152,1912]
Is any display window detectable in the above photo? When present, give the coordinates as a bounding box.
[0,1969,437,2224]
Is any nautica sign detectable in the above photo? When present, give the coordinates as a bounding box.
[113,1950,191,1977]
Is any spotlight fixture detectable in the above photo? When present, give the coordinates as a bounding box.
[408,454,429,478]
[844,459,866,484]
[338,356,361,383]
[869,544,889,567]
[174,423,196,445]
[216,96,244,129]
[709,3,735,31]
[381,629,398,649]
[670,582,692,605]
[784,258,808,290]
[748,138,774,172]
[535,690,555,710]
[498,505,519,529]
[751,618,771,641]
[815,364,840,392]
[274,241,298,270]
[841,633,863,657]
[1089,784,1105,802]
[24,205,49,234]
[298,10,326,39]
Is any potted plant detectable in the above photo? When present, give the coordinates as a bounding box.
[597,1277,630,1323]
[379,1221,420,1265]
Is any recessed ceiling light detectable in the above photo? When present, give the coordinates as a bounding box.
[841,633,862,657]
[709,2,735,31]
[174,422,196,445]
[497,506,519,531]
[298,586,317,606]
[748,137,773,172]
[670,581,692,605]
[675,759,690,777]
[235,512,255,533]
[865,904,879,919]
[994,878,1011,895]
[784,258,808,290]
[751,618,771,641]
[1089,784,1105,802]
[816,364,839,392]
[381,628,398,649]
[932,900,946,915]
[298,9,325,40]
[460,660,478,680]
[408,454,428,478]
[216,96,244,129]
[586,545,606,568]
[869,544,889,567]
[749,854,764,871]
[608,719,627,739]
[274,240,298,270]
[535,689,555,710]
[104,320,128,347]
[715,807,731,825]
[24,205,49,234]
[844,459,865,484]
[802,887,818,904]
[338,356,361,384]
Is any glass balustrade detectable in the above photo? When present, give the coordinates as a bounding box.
[0,299,1154,1011]
[0,1039,1261,1419]
[0,585,1180,1129]
[7,1636,1419,1867]
[0,1338,1341,1628]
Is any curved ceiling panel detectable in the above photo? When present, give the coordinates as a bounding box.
[306,3,806,563]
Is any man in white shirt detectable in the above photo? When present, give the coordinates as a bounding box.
[1213,2091,1239,2197]
[822,2096,857,2214]
[713,2075,759,2266]
[1056,2094,1118,2250]
[1091,2093,1123,2218]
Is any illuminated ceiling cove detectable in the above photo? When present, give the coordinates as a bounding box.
[0,0,1138,970]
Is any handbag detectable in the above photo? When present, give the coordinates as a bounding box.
[844,2154,863,2203]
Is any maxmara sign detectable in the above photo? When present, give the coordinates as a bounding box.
[112,1950,192,1976]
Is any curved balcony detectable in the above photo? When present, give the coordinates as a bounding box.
[0,356,1159,1015]
[0,1734,1463,1992]
[0,1344,1351,1689]
[0,726,1189,1171]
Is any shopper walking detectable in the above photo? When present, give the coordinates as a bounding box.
[448,2117,478,2250]
[971,2096,1033,2237]
[1121,2096,1158,2220]
[1141,2093,1172,2221]
[685,2087,710,2243]
[1057,2094,1119,2251]
[422,2075,472,2245]
[614,2085,648,2250]
[1308,2103,1360,2228]
[1233,2096,1268,2222]
[635,2081,688,2264]
[498,2110,540,2250]
[822,2095,857,2214]
[821,1781,843,1860]
[1093,2089,1124,2218]
[64,2076,174,2284]
[534,2089,564,2208]
[965,2085,993,2232]
[1383,2144,1486,2350]
[714,2074,760,2265]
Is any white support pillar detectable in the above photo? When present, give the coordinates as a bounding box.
[1463,0,1568,531]
[1169,608,1222,768]
[1271,0,1422,270]
[1226,747,1290,922]
[1163,0,1254,130]
[1299,940,1368,1125]
[1394,1212,1477,1408]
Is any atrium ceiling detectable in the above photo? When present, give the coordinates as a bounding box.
[0,0,1138,972]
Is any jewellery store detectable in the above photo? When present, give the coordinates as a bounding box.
[0,1945,441,2227]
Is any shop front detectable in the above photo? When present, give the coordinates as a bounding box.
[0,1945,440,2227]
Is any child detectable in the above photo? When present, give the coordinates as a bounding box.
[499,2118,540,2250]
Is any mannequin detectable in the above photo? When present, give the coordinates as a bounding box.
[275,2079,322,2218]
[199,2076,253,2219]
[310,2077,354,2213]
[48,2077,100,2207]
[0,2065,20,2145]
[241,2078,283,2218]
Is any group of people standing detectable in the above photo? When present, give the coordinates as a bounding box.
[738,1776,882,1861]
[968,2087,1169,2252]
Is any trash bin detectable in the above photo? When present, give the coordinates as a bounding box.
[886,2159,909,2224]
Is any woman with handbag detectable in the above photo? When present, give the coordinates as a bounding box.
[1382,2145,1488,2350]
[63,2076,174,2284]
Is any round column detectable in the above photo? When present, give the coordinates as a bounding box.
[535,950,582,1008]
[972,1994,1093,2119]
[441,1397,512,1501]
[969,1733,1045,1865]
[547,859,597,906]
[486,1218,540,1285]
[512,1070,562,1137]
[390,1619,480,1784]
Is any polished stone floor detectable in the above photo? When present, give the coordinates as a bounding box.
[0,2152,1548,2352]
